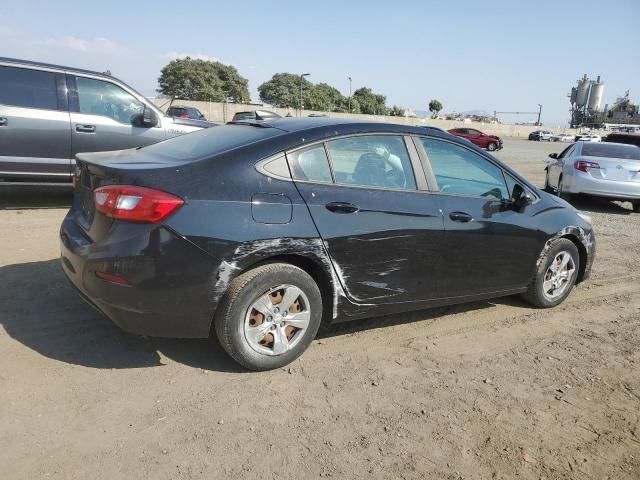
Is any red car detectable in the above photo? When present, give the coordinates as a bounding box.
[447,128,503,151]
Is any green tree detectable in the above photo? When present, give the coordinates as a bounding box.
[157,57,250,103]
[307,83,346,112]
[258,73,314,108]
[353,87,387,115]
[388,105,406,117]
[429,99,443,118]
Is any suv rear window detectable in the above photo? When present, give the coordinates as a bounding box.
[582,143,640,160]
[0,66,59,110]
[140,124,282,161]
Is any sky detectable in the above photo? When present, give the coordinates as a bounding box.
[1,0,639,126]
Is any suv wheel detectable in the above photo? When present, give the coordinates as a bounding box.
[214,263,323,371]
[522,238,580,308]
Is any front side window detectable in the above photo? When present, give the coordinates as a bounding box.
[421,138,508,199]
[326,135,417,190]
[288,144,333,183]
[0,66,59,110]
[75,76,144,124]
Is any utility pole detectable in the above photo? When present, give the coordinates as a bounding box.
[348,76,352,113]
[299,73,310,116]
[537,104,543,126]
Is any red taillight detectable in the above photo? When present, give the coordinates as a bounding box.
[95,271,130,285]
[93,185,184,223]
[574,160,600,173]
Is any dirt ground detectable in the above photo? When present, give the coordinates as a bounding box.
[1,138,639,480]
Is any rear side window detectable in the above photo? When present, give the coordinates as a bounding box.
[421,138,508,199]
[0,66,59,110]
[582,143,640,160]
[75,76,144,124]
[288,145,332,183]
[326,135,417,190]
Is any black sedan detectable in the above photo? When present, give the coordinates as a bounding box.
[60,118,596,370]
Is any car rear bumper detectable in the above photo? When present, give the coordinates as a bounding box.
[567,173,640,200]
[59,211,217,338]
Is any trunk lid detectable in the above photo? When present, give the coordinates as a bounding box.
[581,155,640,182]
[72,148,192,240]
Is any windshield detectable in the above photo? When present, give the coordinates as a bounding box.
[582,143,640,160]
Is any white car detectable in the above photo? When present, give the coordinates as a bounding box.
[544,141,640,211]
[575,133,601,142]
[552,133,574,143]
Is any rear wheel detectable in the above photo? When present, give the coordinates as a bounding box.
[487,142,498,151]
[522,239,580,308]
[214,263,322,371]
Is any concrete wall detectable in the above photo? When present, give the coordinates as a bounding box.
[152,98,577,138]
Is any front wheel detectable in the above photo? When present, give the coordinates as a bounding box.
[522,239,580,308]
[487,142,498,151]
[214,263,323,371]
[557,176,571,201]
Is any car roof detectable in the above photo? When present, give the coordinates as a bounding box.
[241,117,458,137]
[0,56,115,80]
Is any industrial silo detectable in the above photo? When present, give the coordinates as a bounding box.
[587,76,604,111]
[576,75,590,107]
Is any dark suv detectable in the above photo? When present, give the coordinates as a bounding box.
[166,105,207,120]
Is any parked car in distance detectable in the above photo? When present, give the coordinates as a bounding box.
[545,141,640,211]
[604,132,640,147]
[552,133,574,143]
[448,128,503,151]
[0,57,216,184]
[60,118,595,370]
[166,105,207,120]
[529,130,554,141]
[575,133,601,142]
[232,110,282,122]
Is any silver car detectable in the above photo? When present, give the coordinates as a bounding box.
[0,57,215,185]
[545,141,640,211]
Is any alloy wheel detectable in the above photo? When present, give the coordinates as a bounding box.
[542,251,576,301]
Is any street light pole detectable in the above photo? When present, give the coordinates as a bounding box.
[348,76,352,113]
[537,104,543,126]
[299,73,310,116]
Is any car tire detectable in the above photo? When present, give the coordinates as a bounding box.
[557,176,571,201]
[214,263,323,371]
[487,142,498,151]
[632,200,640,212]
[521,238,580,308]
[543,169,553,193]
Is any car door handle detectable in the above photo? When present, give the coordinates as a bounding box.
[0,117,7,126]
[76,124,96,133]
[326,202,359,214]
[449,211,473,222]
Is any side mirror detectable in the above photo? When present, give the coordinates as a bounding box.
[133,105,159,128]
[511,184,533,210]
[548,153,558,159]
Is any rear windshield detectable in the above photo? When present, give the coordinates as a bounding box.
[141,124,282,161]
[582,143,640,160]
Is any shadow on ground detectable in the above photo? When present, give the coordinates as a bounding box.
[0,258,513,372]
[568,194,635,216]
[0,185,73,210]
